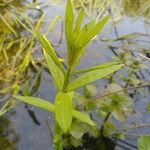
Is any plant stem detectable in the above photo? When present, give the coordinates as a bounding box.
[100,112,111,136]
[62,68,71,92]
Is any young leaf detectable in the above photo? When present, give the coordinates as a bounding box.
[44,51,64,91]
[55,92,74,133]
[14,95,55,112]
[71,16,109,69]
[35,31,65,73]
[69,64,123,91]
[138,136,150,150]
[73,110,95,126]
[65,0,74,56]
[74,11,84,34]
[83,16,110,46]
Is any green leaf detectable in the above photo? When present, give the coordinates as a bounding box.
[138,135,150,150]
[147,103,150,112]
[69,64,123,91]
[0,100,15,116]
[55,92,74,133]
[54,121,62,143]
[14,95,54,112]
[14,95,95,126]
[73,110,95,126]
[35,31,65,73]
[17,50,30,74]
[69,20,96,68]
[36,31,65,91]
[70,121,85,139]
[82,16,110,47]
[88,126,100,138]
[84,84,97,98]
[73,61,121,75]
[65,0,74,55]
[70,137,82,147]
[70,16,109,69]
[44,51,64,91]
[74,19,96,49]
[74,11,84,34]
[103,121,116,137]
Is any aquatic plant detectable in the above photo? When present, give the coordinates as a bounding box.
[0,0,150,149]
[12,0,124,149]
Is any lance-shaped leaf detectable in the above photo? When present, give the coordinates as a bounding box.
[74,11,84,34]
[44,51,64,91]
[55,92,74,133]
[65,0,74,56]
[35,31,65,73]
[69,64,123,91]
[14,95,55,112]
[72,61,122,75]
[14,95,95,126]
[81,16,110,47]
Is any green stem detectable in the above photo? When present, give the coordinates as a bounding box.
[100,112,111,136]
[62,68,71,92]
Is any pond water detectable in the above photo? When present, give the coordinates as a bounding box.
[0,0,150,150]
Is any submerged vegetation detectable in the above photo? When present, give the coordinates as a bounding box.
[0,0,150,150]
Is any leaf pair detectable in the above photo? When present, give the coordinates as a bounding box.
[13,95,95,132]
[65,0,109,70]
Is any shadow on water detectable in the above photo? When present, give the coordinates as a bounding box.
[0,0,150,150]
